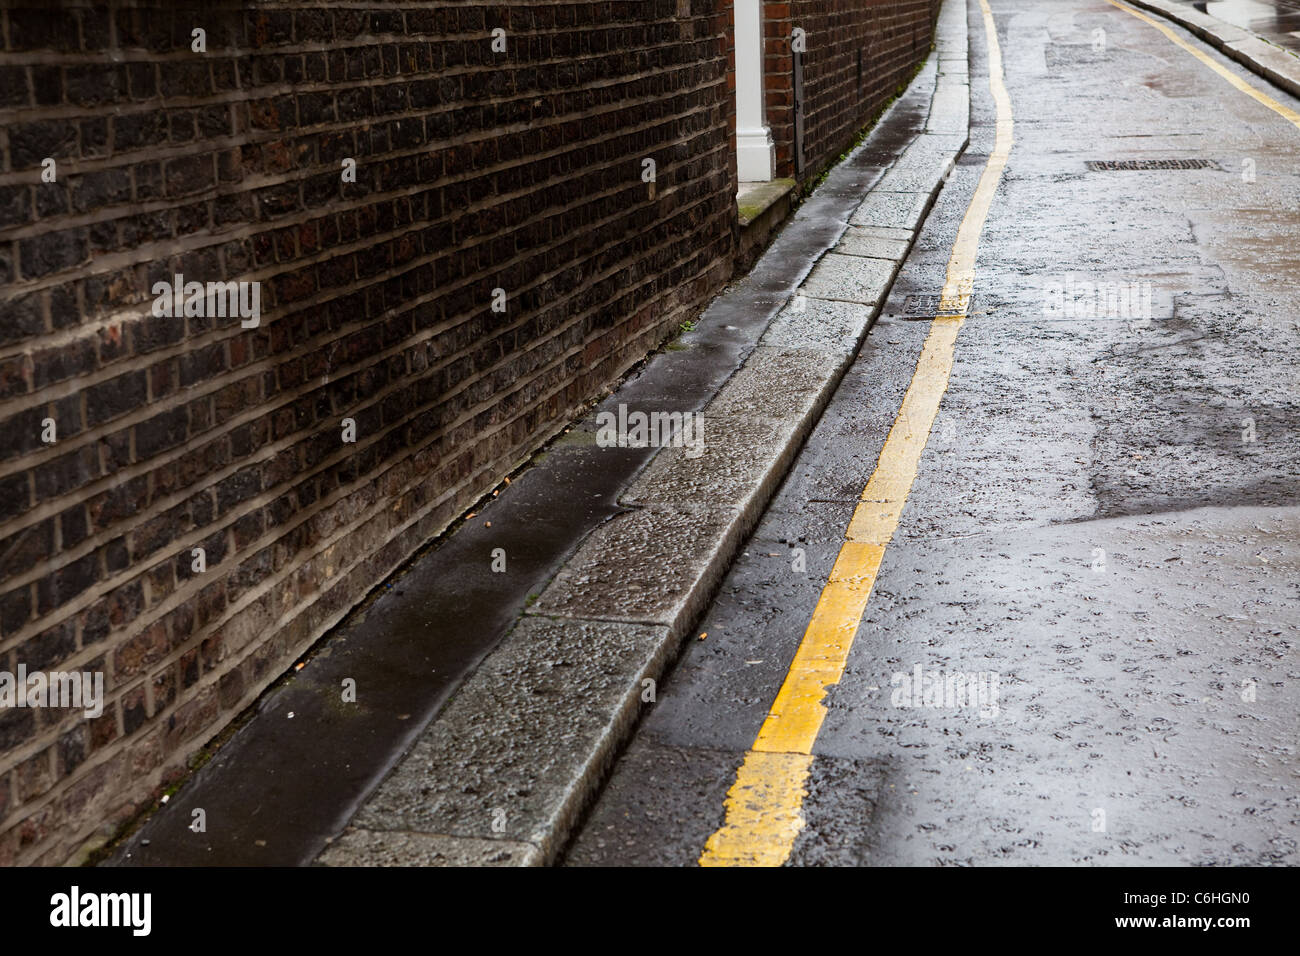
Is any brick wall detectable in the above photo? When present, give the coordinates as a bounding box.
[0,0,736,865]
[0,0,937,867]
[764,0,940,180]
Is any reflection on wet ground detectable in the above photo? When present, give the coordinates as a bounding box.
[1181,0,1300,52]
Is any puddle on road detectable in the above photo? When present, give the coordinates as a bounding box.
[1193,206,1300,294]
[1141,71,1219,98]
[1194,0,1300,47]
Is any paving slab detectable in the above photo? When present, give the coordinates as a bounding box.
[800,251,900,305]
[849,190,938,230]
[350,617,674,861]
[928,82,971,133]
[305,0,971,868]
[703,344,844,418]
[621,415,802,509]
[759,296,877,354]
[530,505,741,629]
[320,829,542,867]
[835,227,913,260]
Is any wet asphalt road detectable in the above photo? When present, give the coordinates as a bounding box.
[564,0,1300,866]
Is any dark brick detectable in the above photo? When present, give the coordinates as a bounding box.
[15,750,53,803]
[196,105,231,139]
[0,708,34,751]
[80,603,110,648]
[0,294,46,347]
[48,286,78,331]
[57,725,88,776]
[164,155,215,197]
[0,405,47,462]
[9,14,79,51]
[0,354,30,400]
[115,9,173,53]
[70,169,132,213]
[31,65,61,106]
[88,219,117,254]
[21,619,76,671]
[215,465,262,515]
[170,112,196,143]
[0,185,31,228]
[113,111,168,151]
[114,621,169,681]
[19,229,88,279]
[80,117,109,157]
[31,339,95,389]
[152,665,178,715]
[78,9,113,51]
[65,65,122,106]
[35,551,98,614]
[88,707,118,751]
[178,342,227,388]
[59,505,89,549]
[0,586,32,635]
[33,184,68,218]
[135,407,190,459]
[87,475,149,532]
[122,685,147,735]
[297,91,335,126]
[159,60,211,98]
[8,119,77,169]
[176,200,210,233]
[0,473,32,523]
[85,370,148,428]
[105,536,130,574]
[217,667,244,710]
[50,394,83,440]
[0,66,29,107]
[0,517,55,578]
[105,579,144,631]
[133,162,164,201]
[126,62,157,99]
[133,312,186,355]
[249,10,293,46]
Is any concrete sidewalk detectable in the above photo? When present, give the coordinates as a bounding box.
[110,0,971,868]
[316,0,972,868]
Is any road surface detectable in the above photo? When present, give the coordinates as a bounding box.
[564,0,1300,866]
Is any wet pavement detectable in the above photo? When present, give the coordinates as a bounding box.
[1174,0,1300,53]
[105,23,941,866]
[565,0,1300,866]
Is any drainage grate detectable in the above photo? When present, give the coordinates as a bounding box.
[1086,159,1221,171]
[901,293,979,316]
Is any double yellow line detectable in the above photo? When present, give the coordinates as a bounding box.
[697,0,1300,867]
[699,0,1014,867]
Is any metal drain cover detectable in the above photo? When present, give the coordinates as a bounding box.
[901,294,979,317]
[1086,158,1221,171]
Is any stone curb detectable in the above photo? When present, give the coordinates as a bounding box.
[1126,0,1300,101]
[317,0,971,867]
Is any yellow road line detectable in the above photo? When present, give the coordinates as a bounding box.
[1106,0,1300,131]
[699,0,1014,867]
